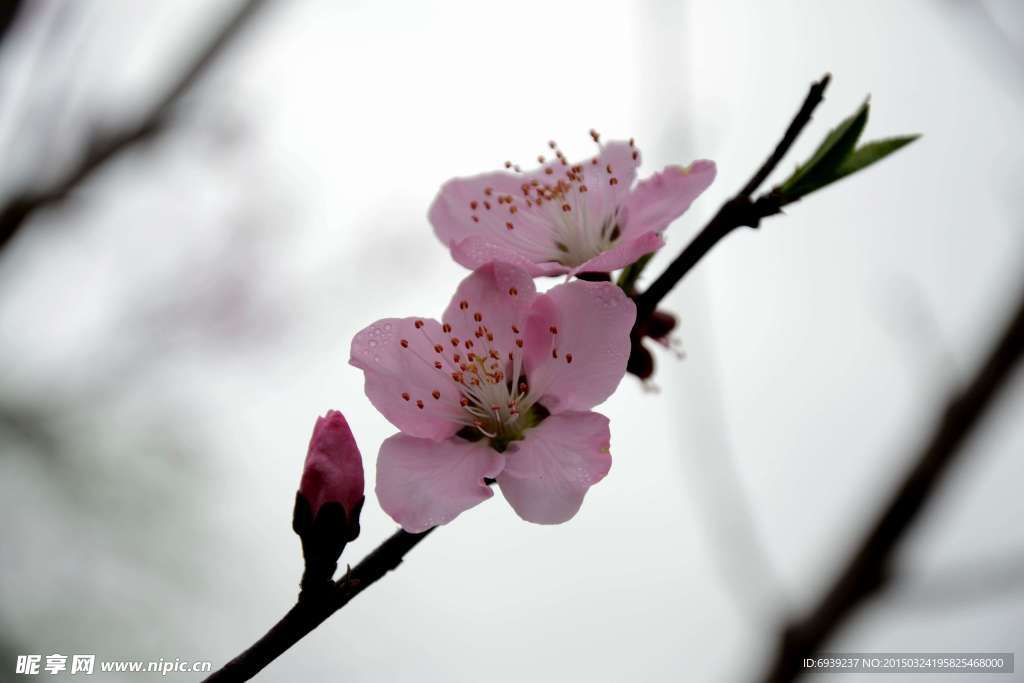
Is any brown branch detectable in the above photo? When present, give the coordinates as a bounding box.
[204,527,434,682]
[0,0,269,253]
[759,283,1024,683]
[632,74,830,329]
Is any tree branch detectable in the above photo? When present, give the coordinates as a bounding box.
[0,0,25,50]
[759,283,1024,683]
[633,74,831,328]
[204,527,434,682]
[0,0,269,254]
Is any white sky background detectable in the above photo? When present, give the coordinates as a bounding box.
[1,1,1023,681]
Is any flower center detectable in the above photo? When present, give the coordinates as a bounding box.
[464,134,638,268]
[396,293,578,451]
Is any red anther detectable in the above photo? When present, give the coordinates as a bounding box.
[432,390,441,400]
[400,339,409,348]
[401,392,410,401]
[416,400,424,409]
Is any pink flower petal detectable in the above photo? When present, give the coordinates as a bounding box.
[621,160,716,237]
[577,141,641,221]
[430,171,563,265]
[571,231,665,275]
[441,261,537,354]
[497,411,611,524]
[523,280,635,413]
[350,317,467,441]
[450,236,565,277]
[376,433,505,533]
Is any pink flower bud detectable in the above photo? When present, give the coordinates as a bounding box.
[299,410,365,523]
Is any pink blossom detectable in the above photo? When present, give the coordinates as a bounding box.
[429,136,716,276]
[299,411,366,525]
[350,262,636,532]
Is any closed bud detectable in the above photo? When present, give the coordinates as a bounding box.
[293,410,365,593]
[646,310,677,341]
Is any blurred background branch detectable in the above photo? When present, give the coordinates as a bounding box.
[760,279,1024,682]
[0,1,25,49]
[0,0,269,255]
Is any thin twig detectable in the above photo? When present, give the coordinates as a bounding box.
[0,0,269,253]
[204,528,434,682]
[633,74,830,328]
[759,283,1024,683]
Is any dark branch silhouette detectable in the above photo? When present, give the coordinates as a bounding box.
[204,528,434,682]
[633,74,831,329]
[0,0,25,49]
[0,0,269,254]
[759,283,1024,683]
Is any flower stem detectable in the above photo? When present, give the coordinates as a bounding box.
[204,527,434,682]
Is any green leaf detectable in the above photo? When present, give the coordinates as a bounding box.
[779,99,870,198]
[616,252,654,295]
[832,135,920,178]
